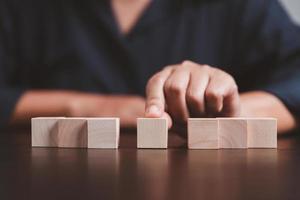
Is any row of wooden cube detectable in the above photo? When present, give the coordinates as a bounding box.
[137,118,277,149]
[32,117,166,149]
[188,118,277,149]
[32,117,277,149]
[32,117,120,148]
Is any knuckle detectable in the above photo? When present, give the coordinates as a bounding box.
[223,75,239,94]
[164,81,185,96]
[147,74,163,87]
[182,60,194,66]
[169,84,183,95]
[210,67,222,76]
[215,69,232,80]
[226,74,235,84]
[201,64,211,71]
[182,60,199,70]
[163,65,175,71]
[205,89,222,102]
[231,82,239,93]
[197,64,213,74]
[186,90,200,103]
[181,61,213,73]
[186,91,204,109]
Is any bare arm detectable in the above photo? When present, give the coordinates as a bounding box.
[10,90,145,128]
[10,73,298,133]
[240,91,298,134]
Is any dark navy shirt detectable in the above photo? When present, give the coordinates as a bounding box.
[0,0,300,126]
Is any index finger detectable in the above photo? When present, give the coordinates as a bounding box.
[145,66,174,117]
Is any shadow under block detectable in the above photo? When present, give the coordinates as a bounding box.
[218,118,247,149]
[31,117,64,147]
[57,118,87,148]
[87,118,120,149]
[188,118,219,149]
[247,118,277,148]
[137,118,168,149]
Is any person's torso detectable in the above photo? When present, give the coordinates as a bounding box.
[4,0,264,95]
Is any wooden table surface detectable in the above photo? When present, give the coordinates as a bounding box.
[1,128,300,200]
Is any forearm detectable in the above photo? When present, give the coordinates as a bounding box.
[10,90,80,124]
[10,90,145,128]
[12,89,296,133]
[240,91,298,134]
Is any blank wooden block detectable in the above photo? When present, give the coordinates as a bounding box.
[87,118,120,149]
[247,118,277,148]
[31,117,64,147]
[57,118,87,148]
[218,118,247,149]
[137,118,168,149]
[188,118,219,149]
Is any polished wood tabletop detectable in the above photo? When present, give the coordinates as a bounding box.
[1,128,300,200]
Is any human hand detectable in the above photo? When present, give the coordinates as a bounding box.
[145,61,240,129]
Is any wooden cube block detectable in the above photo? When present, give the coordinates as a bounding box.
[137,118,168,149]
[218,118,247,149]
[31,117,64,147]
[247,118,277,148]
[87,118,120,149]
[57,118,87,148]
[188,118,219,149]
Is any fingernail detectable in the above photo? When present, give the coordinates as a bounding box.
[146,105,161,115]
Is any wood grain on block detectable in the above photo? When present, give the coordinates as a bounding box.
[247,118,277,148]
[58,118,87,148]
[87,118,120,149]
[137,118,168,149]
[31,117,64,147]
[188,118,219,149]
[218,118,247,149]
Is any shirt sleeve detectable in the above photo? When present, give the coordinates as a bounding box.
[236,0,300,117]
[0,1,25,127]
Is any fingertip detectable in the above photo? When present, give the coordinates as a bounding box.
[145,105,162,118]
